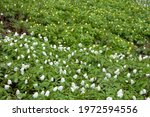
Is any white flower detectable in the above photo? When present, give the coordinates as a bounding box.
[106,97,113,100]
[40,66,43,69]
[58,86,63,91]
[114,69,120,75]
[14,32,19,36]
[133,69,137,74]
[130,79,135,85]
[7,62,12,67]
[36,60,39,63]
[97,64,101,67]
[4,74,8,78]
[4,85,10,90]
[53,45,57,49]
[81,80,85,86]
[80,87,85,94]
[7,80,12,85]
[25,79,28,84]
[63,60,66,64]
[41,91,45,95]
[61,77,65,83]
[33,92,39,98]
[90,83,95,89]
[14,67,18,71]
[117,89,123,98]
[102,68,106,73]
[20,44,23,47]
[114,75,118,79]
[38,34,42,38]
[33,83,38,88]
[76,69,81,74]
[42,46,46,50]
[138,55,142,61]
[20,68,25,75]
[50,77,54,82]
[15,49,18,52]
[40,75,45,81]
[83,73,88,79]
[42,51,47,56]
[44,60,48,64]
[146,74,150,77]
[33,42,38,46]
[16,90,20,95]
[96,85,101,91]
[44,37,48,42]
[123,65,127,68]
[10,42,14,46]
[132,96,136,100]
[45,90,50,97]
[71,87,75,92]
[90,77,95,82]
[106,73,111,78]
[78,43,82,47]
[73,74,78,79]
[140,89,147,95]
[127,73,131,78]
[31,31,34,35]
[104,77,108,81]
[71,82,79,92]
[49,62,53,65]
[24,43,29,48]
[53,87,58,92]
[85,84,89,88]
[75,59,79,63]
[63,69,67,75]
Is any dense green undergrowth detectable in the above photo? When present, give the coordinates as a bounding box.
[0,0,150,100]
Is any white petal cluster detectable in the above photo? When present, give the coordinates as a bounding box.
[106,97,113,100]
[140,89,147,95]
[20,64,30,75]
[45,90,50,97]
[33,92,39,98]
[117,89,123,98]
[71,82,79,92]
[39,75,45,81]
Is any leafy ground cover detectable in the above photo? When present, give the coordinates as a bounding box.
[0,0,150,100]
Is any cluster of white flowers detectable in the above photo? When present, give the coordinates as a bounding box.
[71,82,79,92]
[1,32,149,100]
[110,53,125,60]
[20,64,30,75]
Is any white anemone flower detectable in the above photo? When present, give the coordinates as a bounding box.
[45,90,50,97]
[117,89,123,98]
[140,89,147,95]
[61,77,65,83]
[106,97,113,100]
[33,92,38,98]
[58,86,63,91]
[53,87,58,92]
[7,80,12,85]
[73,74,78,79]
[40,75,45,81]
[16,90,20,95]
[4,85,10,90]
[41,91,45,95]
